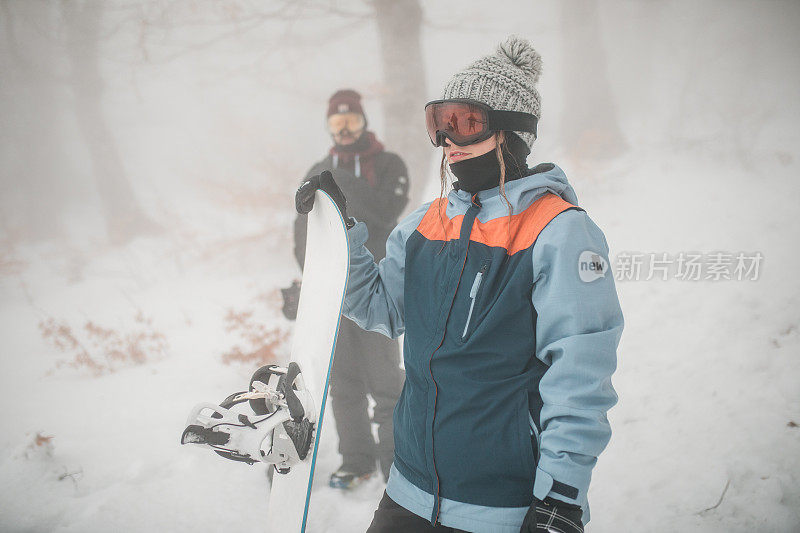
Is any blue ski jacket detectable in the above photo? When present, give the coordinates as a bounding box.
[343,163,623,532]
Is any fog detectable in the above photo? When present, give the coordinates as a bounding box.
[1,1,798,531]
[3,1,797,242]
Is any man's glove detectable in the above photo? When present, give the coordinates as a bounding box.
[281,280,301,320]
[295,170,355,228]
[520,497,584,533]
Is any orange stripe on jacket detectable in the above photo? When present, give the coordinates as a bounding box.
[416,193,577,256]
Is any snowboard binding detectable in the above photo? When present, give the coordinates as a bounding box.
[181,362,316,474]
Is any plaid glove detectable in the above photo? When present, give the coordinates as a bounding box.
[520,497,584,533]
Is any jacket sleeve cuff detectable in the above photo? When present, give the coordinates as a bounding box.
[533,464,587,506]
[534,465,591,525]
[347,219,369,248]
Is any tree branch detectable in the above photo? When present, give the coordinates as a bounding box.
[697,478,731,514]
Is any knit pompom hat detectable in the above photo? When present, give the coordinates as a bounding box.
[441,35,543,148]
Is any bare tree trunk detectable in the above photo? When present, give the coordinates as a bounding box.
[560,0,626,165]
[374,0,432,212]
[62,0,158,244]
[0,0,66,241]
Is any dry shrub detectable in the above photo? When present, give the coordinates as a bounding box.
[0,254,24,278]
[33,433,54,448]
[200,180,290,213]
[221,307,288,367]
[40,312,168,375]
[24,432,55,460]
[255,287,285,308]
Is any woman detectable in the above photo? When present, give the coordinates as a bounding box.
[296,36,623,533]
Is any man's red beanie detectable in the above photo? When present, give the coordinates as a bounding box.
[327,89,365,118]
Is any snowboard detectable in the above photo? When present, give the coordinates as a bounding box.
[266,190,350,532]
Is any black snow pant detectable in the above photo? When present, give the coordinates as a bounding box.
[330,316,404,481]
[367,492,469,533]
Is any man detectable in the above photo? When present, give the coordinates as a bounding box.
[288,89,408,488]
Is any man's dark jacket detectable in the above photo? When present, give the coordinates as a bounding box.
[294,136,409,265]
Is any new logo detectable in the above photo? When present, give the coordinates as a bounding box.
[578,250,608,282]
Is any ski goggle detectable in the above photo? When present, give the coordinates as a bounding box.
[424,99,538,147]
[327,112,365,134]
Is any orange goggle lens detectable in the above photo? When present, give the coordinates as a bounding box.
[328,112,365,133]
[424,101,491,147]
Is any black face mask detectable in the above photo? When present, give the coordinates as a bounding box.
[449,151,502,193]
[449,133,532,193]
[334,129,368,152]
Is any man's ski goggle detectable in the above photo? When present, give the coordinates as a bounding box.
[424,99,538,147]
[327,112,365,134]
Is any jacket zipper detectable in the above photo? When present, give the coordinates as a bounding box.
[430,196,480,525]
[428,250,469,524]
[461,263,488,339]
[529,413,541,462]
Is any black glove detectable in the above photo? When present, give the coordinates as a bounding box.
[295,170,355,228]
[520,497,583,533]
[281,279,301,320]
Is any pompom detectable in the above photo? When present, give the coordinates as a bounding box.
[496,35,542,83]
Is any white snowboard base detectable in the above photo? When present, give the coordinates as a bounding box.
[265,191,350,532]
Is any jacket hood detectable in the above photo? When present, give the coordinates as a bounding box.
[446,163,579,221]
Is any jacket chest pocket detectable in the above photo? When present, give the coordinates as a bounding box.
[460,259,491,341]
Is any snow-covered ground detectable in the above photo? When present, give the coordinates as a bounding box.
[1,1,799,532]
[1,144,798,532]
